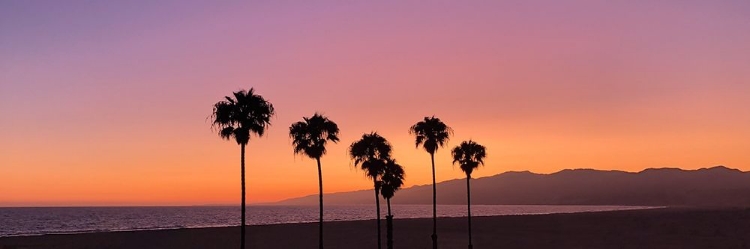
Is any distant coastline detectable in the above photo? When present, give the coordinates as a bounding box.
[278,166,750,207]
[0,204,651,237]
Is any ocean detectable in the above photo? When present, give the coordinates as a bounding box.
[0,205,651,237]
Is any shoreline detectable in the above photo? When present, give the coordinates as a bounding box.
[0,205,659,238]
[2,207,748,248]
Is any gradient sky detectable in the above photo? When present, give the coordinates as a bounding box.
[1,0,749,206]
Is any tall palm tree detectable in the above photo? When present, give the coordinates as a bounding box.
[409,116,452,249]
[451,140,487,249]
[289,113,340,249]
[380,158,404,249]
[211,88,275,249]
[349,132,392,249]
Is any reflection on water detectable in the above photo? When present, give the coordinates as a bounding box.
[0,205,654,237]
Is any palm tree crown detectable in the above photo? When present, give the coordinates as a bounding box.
[409,116,453,154]
[349,132,392,180]
[290,113,340,159]
[212,88,275,145]
[451,140,486,176]
[380,159,405,200]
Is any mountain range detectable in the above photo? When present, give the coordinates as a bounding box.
[276,166,750,207]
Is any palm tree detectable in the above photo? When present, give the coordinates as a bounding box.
[349,132,392,249]
[211,88,275,249]
[289,113,340,249]
[380,158,405,249]
[451,140,487,249]
[409,116,452,249]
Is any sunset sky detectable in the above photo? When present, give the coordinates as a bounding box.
[1,0,749,206]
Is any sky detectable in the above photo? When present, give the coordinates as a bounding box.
[1,0,749,206]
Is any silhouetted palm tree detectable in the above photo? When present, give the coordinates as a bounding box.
[349,132,392,249]
[380,158,404,249]
[211,88,275,249]
[409,116,452,249]
[451,140,486,249]
[289,113,340,249]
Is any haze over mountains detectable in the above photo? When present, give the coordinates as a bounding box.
[277,166,750,207]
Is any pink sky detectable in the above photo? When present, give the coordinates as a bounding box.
[1,0,749,206]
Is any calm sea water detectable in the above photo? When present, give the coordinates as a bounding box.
[0,205,651,237]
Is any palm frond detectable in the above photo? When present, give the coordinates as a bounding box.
[381,159,405,199]
[349,132,392,180]
[219,127,235,140]
[409,116,453,154]
[289,113,340,159]
[211,88,275,145]
[451,140,487,176]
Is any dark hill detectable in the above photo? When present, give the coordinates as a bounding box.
[276,166,750,207]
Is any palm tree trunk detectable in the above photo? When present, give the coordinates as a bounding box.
[317,158,324,249]
[387,198,392,216]
[375,180,382,249]
[386,198,393,249]
[430,153,438,249]
[466,175,473,249]
[240,143,247,249]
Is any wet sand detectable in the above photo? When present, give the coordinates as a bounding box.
[2,207,749,249]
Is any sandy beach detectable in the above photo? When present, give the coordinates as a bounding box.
[2,207,749,249]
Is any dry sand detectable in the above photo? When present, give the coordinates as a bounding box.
[2,207,749,249]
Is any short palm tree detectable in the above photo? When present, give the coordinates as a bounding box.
[380,158,405,249]
[451,140,487,249]
[409,116,452,249]
[211,88,275,249]
[289,113,340,249]
[349,132,392,249]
